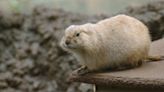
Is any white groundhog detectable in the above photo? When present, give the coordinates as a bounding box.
[60,14,163,75]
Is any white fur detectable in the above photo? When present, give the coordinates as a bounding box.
[60,14,151,70]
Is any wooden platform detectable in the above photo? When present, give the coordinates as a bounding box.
[69,38,164,91]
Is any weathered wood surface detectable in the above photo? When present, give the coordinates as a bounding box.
[69,38,164,90]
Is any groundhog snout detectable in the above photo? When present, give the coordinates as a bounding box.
[65,40,70,45]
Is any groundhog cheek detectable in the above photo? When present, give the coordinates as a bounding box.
[72,39,77,44]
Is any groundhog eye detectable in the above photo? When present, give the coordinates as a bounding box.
[76,33,80,37]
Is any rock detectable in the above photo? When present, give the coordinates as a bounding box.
[6,77,23,88]
[0,81,8,89]
[78,83,93,92]
[0,72,13,81]
[30,42,40,56]
[12,69,25,77]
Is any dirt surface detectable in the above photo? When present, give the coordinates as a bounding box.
[0,1,163,92]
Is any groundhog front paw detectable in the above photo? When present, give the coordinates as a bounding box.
[72,66,90,76]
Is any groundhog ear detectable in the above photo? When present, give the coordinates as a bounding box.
[65,25,76,32]
[84,26,94,35]
[69,25,76,28]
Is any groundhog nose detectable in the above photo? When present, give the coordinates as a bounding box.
[65,40,70,45]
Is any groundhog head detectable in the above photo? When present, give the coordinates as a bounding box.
[60,23,94,52]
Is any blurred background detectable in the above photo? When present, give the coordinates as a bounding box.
[0,0,163,92]
[0,0,162,14]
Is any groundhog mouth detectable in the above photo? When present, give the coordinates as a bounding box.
[64,43,76,49]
